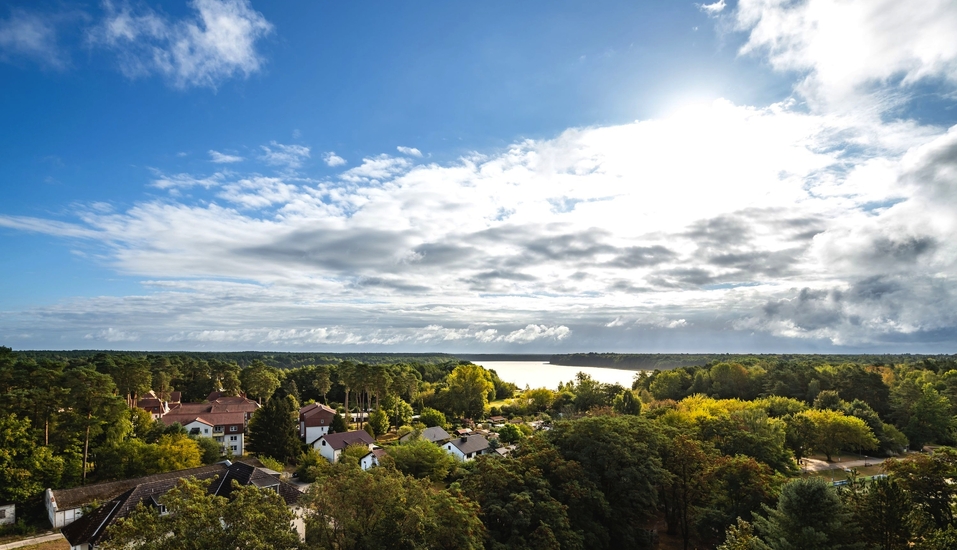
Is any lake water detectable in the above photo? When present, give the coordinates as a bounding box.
[471,360,641,391]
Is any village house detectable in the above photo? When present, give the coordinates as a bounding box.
[58,461,305,550]
[153,393,260,456]
[0,503,14,527]
[443,434,490,461]
[359,448,388,471]
[46,464,229,529]
[298,403,336,442]
[311,430,375,463]
[398,426,451,444]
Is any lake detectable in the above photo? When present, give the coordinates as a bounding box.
[470,360,641,391]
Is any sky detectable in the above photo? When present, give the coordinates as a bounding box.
[1,0,957,353]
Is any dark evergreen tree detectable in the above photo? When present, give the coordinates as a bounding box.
[247,395,301,464]
[752,478,857,550]
[330,412,347,433]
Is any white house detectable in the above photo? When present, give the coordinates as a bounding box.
[0,503,14,526]
[359,448,388,471]
[299,403,336,443]
[443,435,490,461]
[311,430,375,463]
[161,411,246,456]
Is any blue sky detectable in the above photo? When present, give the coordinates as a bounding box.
[2,0,957,352]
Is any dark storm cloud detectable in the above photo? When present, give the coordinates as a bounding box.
[706,248,804,277]
[605,245,677,268]
[608,280,652,293]
[351,277,431,292]
[468,270,538,282]
[869,235,936,262]
[650,267,719,288]
[905,130,957,200]
[409,242,479,267]
[684,215,753,247]
[762,287,845,331]
[744,272,957,346]
[236,228,414,271]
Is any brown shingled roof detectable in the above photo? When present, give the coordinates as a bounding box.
[60,461,302,547]
[313,430,374,449]
[51,464,228,510]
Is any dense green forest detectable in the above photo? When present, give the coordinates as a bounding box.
[5,347,957,548]
[549,352,956,371]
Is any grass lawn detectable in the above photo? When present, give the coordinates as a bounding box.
[488,397,516,408]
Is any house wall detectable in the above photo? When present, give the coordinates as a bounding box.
[0,503,14,526]
[443,442,467,461]
[360,454,378,470]
[182,420,245,456]
[224,432,244,456]
[304,425,329,443]
[315,438,337,463]
[290,506,306,541]
[183,420,213,437]
[46,488,85,528]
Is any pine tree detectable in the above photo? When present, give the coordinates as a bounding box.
[752,478,857,550]
[247,395,301,464]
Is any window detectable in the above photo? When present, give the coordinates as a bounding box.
[321,440,326,446]
[230,435,238,441]
[320,419,325,424]
[231,445,238,451]
[0,510,6,519]
[204,428,209,434]
[189,428,200,435]
[157,504,167,515]
[230,426,238,432]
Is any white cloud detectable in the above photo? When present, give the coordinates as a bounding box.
[150,170,226,189]
[698,1,726,16]
[84,327,140,342]
[323,151,347,167]
[217,176,297,209]
[260,141,310,170]
[0,10,64,68]
[396,146,423,157]
[339,154,411,183]
[503,325,572,343]
[90,0,272,89]
[209,150,244,163]
[735,0,957,110]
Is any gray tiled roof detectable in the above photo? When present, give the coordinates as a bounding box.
[449,435,489,455]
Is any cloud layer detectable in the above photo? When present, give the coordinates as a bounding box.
[2,0,957,351]
[3,95,957,350]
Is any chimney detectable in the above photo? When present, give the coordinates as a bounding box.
[460,436,467,443]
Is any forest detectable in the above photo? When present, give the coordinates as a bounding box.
[4,347,957,549]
